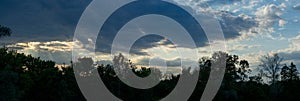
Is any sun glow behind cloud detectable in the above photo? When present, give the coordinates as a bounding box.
[2,0,300,74]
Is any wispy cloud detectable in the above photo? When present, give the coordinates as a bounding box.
[293,3,300,10]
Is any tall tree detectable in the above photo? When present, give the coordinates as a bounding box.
[281,62,299,81]
[237,60,250,82]
[224,54,239,82]
[259,53,282,84]
[280,64,290,81]
[289,62,299,81]
[198,57,211,82]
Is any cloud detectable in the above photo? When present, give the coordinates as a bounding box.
[173,0,261,41]
[228,44,262,52]
[239,51,266,67]
[217,11,258,40]
[1,0,261,56]
[2,0,300,70]
[223,3,290,40]
[229,32,300,69]
[255,4,286,28]
[173,0,242,10]
[277,50,300,70]
[279,19,288,27]
[278,52,300,62]
[134,57,197,68]
[129,35,173,56]
[276,34,300,53]
[270,34,300,67]
[6,40,115,64]
[7,41,73,52]
[0,0,91,44]
[0,0,182,56]
[94,5,211,55]
[6,41,74,64]
[293,3,300,10]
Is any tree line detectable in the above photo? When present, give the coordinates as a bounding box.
[0,48,300,101]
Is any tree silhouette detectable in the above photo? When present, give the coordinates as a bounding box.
[289,62,299,81]
[0,65,20,100]
[0,47,85,100]
[259,53,282,84]
[237,60,251,82]
[3,45,300,101]
[281,62,299,81]
[249,69,264,84]
[281,64,290,81]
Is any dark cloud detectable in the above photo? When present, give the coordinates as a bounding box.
[217,11,257,39]
[0,0,91,44]
[278,51,300,70]
[95,1,209,55]
[0,0,257,56]
[129,35,174,55]
[93,1,257,56]
[278,51,300,62]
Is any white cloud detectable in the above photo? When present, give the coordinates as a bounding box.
[276,34,300,53]
[255,4,285,28]
[226,3,290,40]
[263,34,300,68]
[217,12,258,39]
[293,3,300,10]
[7,41,73,52]
[6,41,74,64]
[239,51,266,67]
[279,19,288,27]
[229,44,262,52]
[172,0,289,41]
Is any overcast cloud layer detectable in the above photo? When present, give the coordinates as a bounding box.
[1,0,300,72]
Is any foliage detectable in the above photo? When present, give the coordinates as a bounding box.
[281,62,299,81]
[0,48,84,101]
[1,48,300,101]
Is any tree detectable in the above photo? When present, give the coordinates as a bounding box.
[198,57,211,82]
[281,64,290,81]
[281,62,299,81]
[223,53,242,83]
[289,62,299,81]
[249,69,264,84]
[0,47,85,100]
[113,53,132,78]
[0,65,20,100]
[74,57,96,77]
[237,60,251,82]
[259,53,282,84]
[0,25,11,38]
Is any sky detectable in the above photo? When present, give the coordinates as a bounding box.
[1,0,300,73]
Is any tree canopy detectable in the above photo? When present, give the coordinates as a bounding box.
[1,48,300,100]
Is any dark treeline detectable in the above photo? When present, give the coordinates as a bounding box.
[1,47,300,101]
[0,48,84,100]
